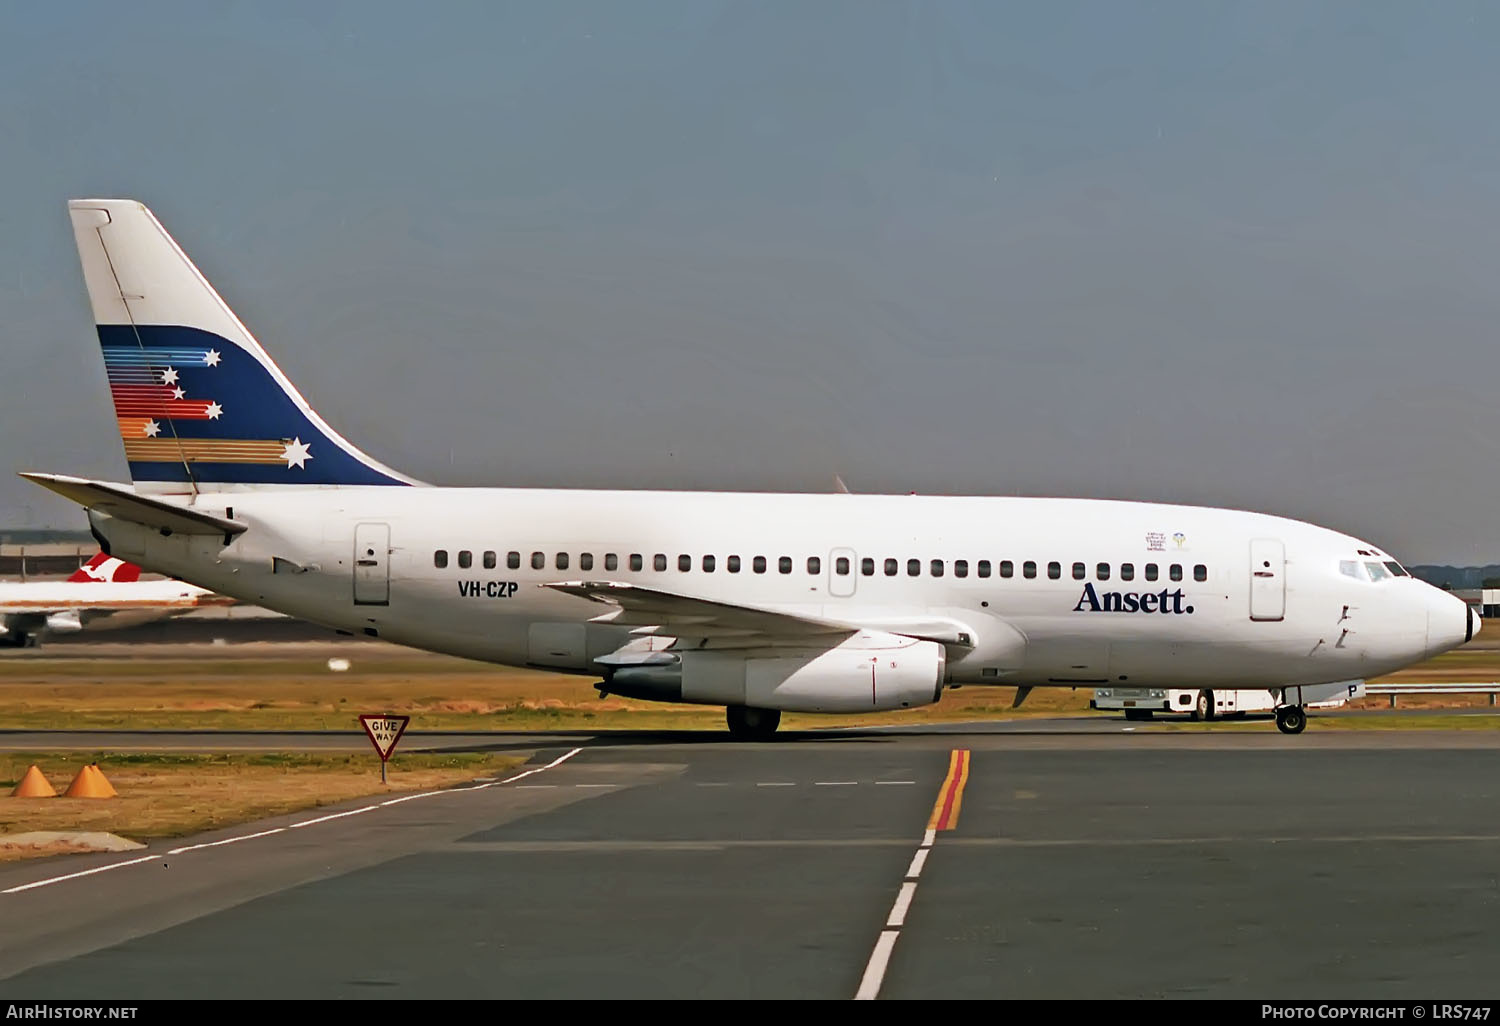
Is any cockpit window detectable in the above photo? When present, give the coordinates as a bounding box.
[1365,561,1391,582]
[1384,561,1409,577]
[1339,560,1364,580]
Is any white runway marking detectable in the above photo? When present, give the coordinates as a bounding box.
[1,747,583,897]
[905,848,929,880]
[2,855,158,894]
[169,828,286,855]
[855,931,900,1001]
[756,782,796,787]
[875,781,916,786]
[815,781,859,786]
[886,882,917,927]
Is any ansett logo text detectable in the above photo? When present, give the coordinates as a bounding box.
[1072,582,1194,615]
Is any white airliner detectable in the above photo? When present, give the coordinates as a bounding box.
[23,199,1478,736]
[0,552,229,647]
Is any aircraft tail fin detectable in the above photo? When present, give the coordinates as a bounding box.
[66,553,142,583]
[68,199,421,493]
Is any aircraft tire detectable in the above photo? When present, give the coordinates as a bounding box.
[726,705,781,740]
[1275,706,1307,735]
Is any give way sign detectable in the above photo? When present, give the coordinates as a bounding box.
[359,714,410,762]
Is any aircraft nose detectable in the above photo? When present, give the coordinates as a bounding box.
[1427,589,1478,657]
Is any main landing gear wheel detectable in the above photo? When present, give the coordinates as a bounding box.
[726,705,781,740]
[1275,706,1307,735]
[1193,690,1215,722]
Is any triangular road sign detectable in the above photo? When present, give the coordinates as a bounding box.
[359,714,410,762]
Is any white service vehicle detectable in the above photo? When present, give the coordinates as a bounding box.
[1092,681,1366,721]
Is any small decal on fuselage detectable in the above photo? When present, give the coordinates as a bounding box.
[457,581,520,599]
[1072,582,1194,615]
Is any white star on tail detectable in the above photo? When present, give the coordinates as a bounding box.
[160,367,178,385]
[281,438,312,469]
[143,420,160,437]
[171,387,185,399]
[205,402,223,420]
[204,349,221,367]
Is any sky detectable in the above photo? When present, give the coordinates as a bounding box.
[2,1,1498,563]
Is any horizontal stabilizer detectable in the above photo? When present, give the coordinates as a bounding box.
[20,472,245,537]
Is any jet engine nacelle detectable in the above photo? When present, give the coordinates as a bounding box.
[680,631,946,713]
[44,611,83,634]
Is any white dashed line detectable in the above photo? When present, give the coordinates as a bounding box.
[905,848,929,880]
[575,783,615,789]
[876,781,916,786]
[886,882,917,928]
[516,784,558,789]
[2,855,158,894]
[756,782,796,787]
[2,747,583,896]
[855,931,899,1001]
[169,828,286,855]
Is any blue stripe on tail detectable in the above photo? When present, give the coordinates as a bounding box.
[100,324,409,487]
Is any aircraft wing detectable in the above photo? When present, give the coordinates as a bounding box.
[540,581,857,643]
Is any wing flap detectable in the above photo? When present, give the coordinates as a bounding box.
[541,580,856,642]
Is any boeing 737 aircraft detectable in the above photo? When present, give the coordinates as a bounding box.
[23,199,1478,736]
[0,552,230,647]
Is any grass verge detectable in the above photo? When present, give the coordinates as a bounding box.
[0,750,526,859]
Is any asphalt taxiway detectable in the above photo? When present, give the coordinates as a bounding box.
[1,725,1498,999]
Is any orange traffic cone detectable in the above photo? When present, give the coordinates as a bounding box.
[63,763,117,799]
[10,765,56,797]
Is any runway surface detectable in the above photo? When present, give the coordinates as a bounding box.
[2,725,1499,999]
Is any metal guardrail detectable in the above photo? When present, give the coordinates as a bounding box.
[1363,684,1500,708]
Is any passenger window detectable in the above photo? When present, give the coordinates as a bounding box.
[807,556,821,575]
[605,553,618,571]
[531,552,545,570]
[1096,562,1110,581]
[885,558,899,576]
[654,554,667,572]
[508,551,520,570]
[753,556,767,574]
[1169,564,1183,582]
[702,555,715,573]
[1072,562,1086,580]
[678,554,691,572]
[954,559,968,578]
[483,550,496,569]
[629,553,643,572]
[977,560,991,578]
[1047,561,1061,580]
[908,559,921,577]
[836,557,850,575]
[1194,564,1208,582]
[1000,560,1014,578]
[458,550,472,569]
[779,556,792,574]
[580,553,593,572]
[555,553,568,570]
[1120,563,1134,582]
[728,555,741,573]
[931,559,945,577]
[434,550,448,569]
[1144,563,1158,581]
[1023,561,1036,579]
[861,557,875,576]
